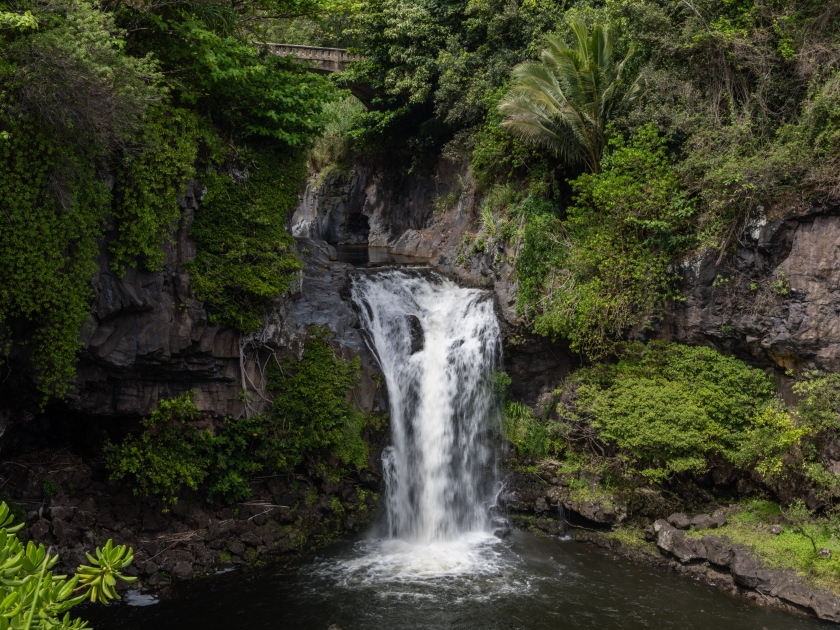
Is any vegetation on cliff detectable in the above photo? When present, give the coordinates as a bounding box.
[0,0,338,400]
[105,333,377,509]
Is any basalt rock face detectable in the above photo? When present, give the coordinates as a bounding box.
[290,160,576,408]
[1,186,384,424]
[661,202,840,386]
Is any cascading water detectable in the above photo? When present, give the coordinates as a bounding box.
[350,269,502,544]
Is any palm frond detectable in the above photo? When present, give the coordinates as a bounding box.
[498,20,642,173]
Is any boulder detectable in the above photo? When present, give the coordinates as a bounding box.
[653,520,700,562]
[811,592,840,623]
[770,581,814,608]
[52,519,81,546]
[172,561,193,581]
[29,519,50,541]
[691,514,717,531]
[700,535,734,566]
[667,513,690,530]
[407,315,424,354]
[729,546,776,592]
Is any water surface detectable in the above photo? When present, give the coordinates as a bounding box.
[81,530,832,630]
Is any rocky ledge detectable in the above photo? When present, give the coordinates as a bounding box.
[2,451,381,597]
[650,518,840,623]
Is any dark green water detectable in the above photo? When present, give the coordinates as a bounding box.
[80,530,833,630]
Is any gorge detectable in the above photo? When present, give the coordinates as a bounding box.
[2,0,840,627]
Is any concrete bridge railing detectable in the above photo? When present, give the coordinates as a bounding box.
[265,43,362,74]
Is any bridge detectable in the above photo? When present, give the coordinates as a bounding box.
[266,44,360,74]
[266,43,374,103]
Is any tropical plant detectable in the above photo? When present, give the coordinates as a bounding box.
[0,501,135,629]
[498,20,643,173]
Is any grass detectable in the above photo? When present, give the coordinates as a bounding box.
[685,500,840,593]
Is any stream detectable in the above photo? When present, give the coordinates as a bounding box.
[80,264,836,630]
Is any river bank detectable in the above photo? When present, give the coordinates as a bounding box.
[502,466,840,624]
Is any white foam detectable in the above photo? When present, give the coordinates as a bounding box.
[311,533,530,602]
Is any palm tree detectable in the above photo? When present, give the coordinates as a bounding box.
[498,21,643,173]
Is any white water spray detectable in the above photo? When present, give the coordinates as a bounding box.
[351,269,502,543]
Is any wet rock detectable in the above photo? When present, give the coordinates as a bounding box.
[700,535,734,566]
[729,547,775,591]
[172,561,193,581]
[653,520,699,562]
[227,540,245,555]
[240,531,261,547]
[407,315,424,354]
[770,581,814,608]
[811,592,840,622]
[667,513,690,529]
[566,499,626,525]
[49,506,77,522]
[491,517,511,540]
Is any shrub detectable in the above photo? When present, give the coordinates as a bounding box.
[104,391,214,509]
[260,332,370,472]
[105,333,373,508]
[0,502,135,627]
[558,341,793,482]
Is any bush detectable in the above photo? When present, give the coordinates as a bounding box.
[0,502,135,627]
[260,331,370,471]
[104,391,215,509]
[558,341,796,482]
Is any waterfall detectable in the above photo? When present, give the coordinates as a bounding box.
[351,269,502,543]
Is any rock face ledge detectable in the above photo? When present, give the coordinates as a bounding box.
[652,519,840,623]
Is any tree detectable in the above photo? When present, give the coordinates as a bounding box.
[498,20,643,173]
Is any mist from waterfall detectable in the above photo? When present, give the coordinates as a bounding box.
[350,269,502,544]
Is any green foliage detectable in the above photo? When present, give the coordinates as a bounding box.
[110,105,199,272]
[470,85,545,190]
[499,20,643,173]
[105,390,266,507]
[76,540,136,604]
[345,0,567,157]
[127,9,335,145]
[105,333,373,507]
[0,501,135,629]
[41,480,58,500]
[262,331,369,471]
[558,341,791,482]
[519,125,695,358]
[187,146,305,333]
[104,391,213,509]
[0,117,109,400]
[503,401,563,461]
[308,94,365,171]
[0,495,24,526]
[0,0,337,402]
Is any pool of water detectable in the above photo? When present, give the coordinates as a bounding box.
[334,245,428,266]
[79,530,833,630]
